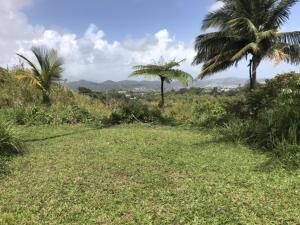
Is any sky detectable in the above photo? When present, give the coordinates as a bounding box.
[0,0,299,82]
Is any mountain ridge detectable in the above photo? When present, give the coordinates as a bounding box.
[66,77,252,92]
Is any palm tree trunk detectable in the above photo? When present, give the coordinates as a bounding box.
[250,59,259,90]
[42,91,51,105]
[248,59,253,85]
[159,76,165,108]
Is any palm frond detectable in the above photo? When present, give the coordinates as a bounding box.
[15,70,44,91]
[199,59,235,79]
[202,8,230,30]
[264,0,298,28]
[17,46,64,94]
[193,31,245,65]
[130,59,192,85]
[195,0,300,82]
[227,17,258,35]
[231,42,259,61]
[278,31,300,45]
[164,69,193,85]
[16,53,40,78]
[266,42,300,65]
[257,30,277,41]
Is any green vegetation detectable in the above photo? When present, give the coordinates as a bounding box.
[1,1,300,223]
[104,100,167,125]
[194,0,300,89]
[2,66,300,223]
[17,47,64,105]
[130,59,192,107]
[0,125,299,224]
[0,122,23,155]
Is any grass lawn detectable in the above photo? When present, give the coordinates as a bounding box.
[0,124,299,224]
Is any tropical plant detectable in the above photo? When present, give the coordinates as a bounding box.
[130,59,193,107]
[16,46,64,104]
[193,0,300,89]
[0,67,10,84]
[0,122,23,154]
[105,100,164,125]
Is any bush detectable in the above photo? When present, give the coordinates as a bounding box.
[244,103,300,149]
[9,105,95,126]
[218,119,251,143]
[231,72,300,120]
[219,72,300,164]
[0,122,23,154]
[104,100,165,125]
[187,97,228,128]
[13,106,54,125]
[60,105,94,124]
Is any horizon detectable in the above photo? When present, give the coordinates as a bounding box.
[1,0,300,82]
[68,76,265,85]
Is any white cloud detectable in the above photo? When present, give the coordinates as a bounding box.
[209,1,224,12]
[18,25,196,82]
[0,0,298,83]
[0,0,197,82]
[0,0,44,65]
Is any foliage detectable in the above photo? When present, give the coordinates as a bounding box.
[218,119,252,143]
[194,0,300,89]
[6,105,95,126]
[16,46,64,104]
[187,97,228,128]
[0,68,111,125]
[241,72,300,118]
[131,59,193,85]
[104,100,166,125]
[2,61,300,166]
[0,122,23,154]
[130,59,193,107]
[220,72,300,163]
[1,124,299,224]
[0,67,41,107]
[78,87,93,95]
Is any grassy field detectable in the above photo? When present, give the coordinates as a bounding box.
[0,124,299,224]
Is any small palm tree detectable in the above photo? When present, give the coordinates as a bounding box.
[193,0,300,89]
[130,59,193,107]
[17,47,64,104]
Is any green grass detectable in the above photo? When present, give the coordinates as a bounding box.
[0,124,299,224]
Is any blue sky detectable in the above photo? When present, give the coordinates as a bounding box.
[25,0,300,41]
[0,0,299,82]
[24,0,214,43]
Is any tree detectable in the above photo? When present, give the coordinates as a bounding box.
[130,59,193,107]
[16,46,64,105]
[193,0,300,89]
[78,87,93,95]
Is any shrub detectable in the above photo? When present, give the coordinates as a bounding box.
[10,105,95,126]
[236,72,300,120]
[60,105,94,124]
[218,119,251,143]
[188,98,228,128]
[0,122,23,154]
[104,100,165,125]
[13,106,54,125]
[246,104,300,150]
[78,87,93,95]
[219,72,300,164]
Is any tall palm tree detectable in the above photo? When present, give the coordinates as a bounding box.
[193,0,300,89]
[17,47,64,104]
[130,59,193,107]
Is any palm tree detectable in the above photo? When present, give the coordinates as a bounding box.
[16,46,64,104]
[130,59,193,107]
[193,0,300,89]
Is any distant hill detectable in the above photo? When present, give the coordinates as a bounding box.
[67,77,250,92]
